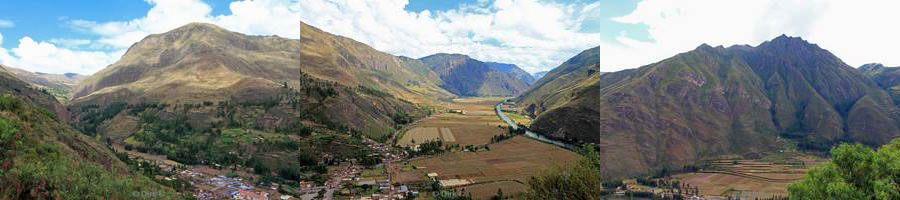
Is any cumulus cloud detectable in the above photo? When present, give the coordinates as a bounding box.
[0,37,123,74]
[48,38,92,48]
[48,0,610,73]
[0,19,13,28]
[3,0,899,75]
[613,0,900,69]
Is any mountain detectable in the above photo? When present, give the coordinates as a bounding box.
[420,53,531,96]
[517,46,605,116]
[532,71,549,79]
[0,67,176,198]
[518,35,900,176]
[484,62,536,85]
[69,22,446,143]
[0,65,85,101]
[859,63,900,104]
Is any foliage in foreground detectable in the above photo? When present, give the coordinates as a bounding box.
[524,145,611,200]
[0,95,182,199]
[788,139,900,200]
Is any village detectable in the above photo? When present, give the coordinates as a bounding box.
[110,97,815,200]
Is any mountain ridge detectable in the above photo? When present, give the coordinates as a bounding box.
[518,35,900,176]
[420,53,532,97]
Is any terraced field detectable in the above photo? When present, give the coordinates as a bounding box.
[673,155,824,198]
[391,98,581,199]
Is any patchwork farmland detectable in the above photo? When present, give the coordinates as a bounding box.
[670,155,824,198]
[392,97,581,199]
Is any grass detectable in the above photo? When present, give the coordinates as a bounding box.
[361,165,386,178]
[503,111,531,125]
[0,94,184,199]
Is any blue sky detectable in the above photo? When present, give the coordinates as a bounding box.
[0,0,647,49]
[0,0,898,75]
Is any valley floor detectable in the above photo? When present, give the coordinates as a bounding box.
[391,97,581,199]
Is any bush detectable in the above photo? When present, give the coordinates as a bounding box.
[788,139,900,199]
[392,112,414,125]
[277,165,305,181]
[602,179,624,189]
[0,95,22,112]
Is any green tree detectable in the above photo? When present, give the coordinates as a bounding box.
[525,144,610,200]
[788,139,900,199]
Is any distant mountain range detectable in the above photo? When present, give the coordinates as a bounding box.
[517,35,900,176]
[859,63,900,104]
[0,65,85,101]
[6,19,899,186]
[64,22,534,146]
[68,22,443,143]
[420,53,532,97]
[532,71,549,79]
[484,62,536,85]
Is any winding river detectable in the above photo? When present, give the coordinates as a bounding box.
[495,103,575,150]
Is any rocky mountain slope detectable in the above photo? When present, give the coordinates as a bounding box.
[69,22,443,142]
[517,46,606,116]
[518,35,900,176]
[1,65,85,101]
[420,53,531,96]
[859,63,900,104]
[484,62,536,85]
[0,67,176,199]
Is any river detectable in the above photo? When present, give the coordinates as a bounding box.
[495,103,575,150]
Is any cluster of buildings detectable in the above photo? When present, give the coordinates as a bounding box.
[178,169,294,200]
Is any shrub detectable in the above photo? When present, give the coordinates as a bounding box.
[788,139,900,199]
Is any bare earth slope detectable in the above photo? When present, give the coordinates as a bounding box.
[73,22,450,104]
[518,35,900,176]
[69,22,448,141]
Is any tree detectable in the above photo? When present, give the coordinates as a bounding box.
[525,160,607,200]
[524,144,610,200]
[788,139,900,199]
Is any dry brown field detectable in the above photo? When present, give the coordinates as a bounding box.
[395,136,580,199]
[393,97,580,199]
[397,98,510,146]
[671,155,824,198]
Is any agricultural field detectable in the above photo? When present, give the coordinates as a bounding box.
[394,136,580,199]
[670,155,824,199]
[396,97,509,147]
[503,111,532,126]
[392,97,581,199]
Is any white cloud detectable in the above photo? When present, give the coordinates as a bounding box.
[0,19,13,28]
[5,0,900,75]
[50,0,609,73]
[0,37,123,74]
[613,0,900,69]
[48,38,92,48]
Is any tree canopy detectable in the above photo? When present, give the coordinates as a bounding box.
[524,145,611,200]
[789,139,900,199]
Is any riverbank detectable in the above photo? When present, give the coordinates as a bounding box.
[494,103,575,150]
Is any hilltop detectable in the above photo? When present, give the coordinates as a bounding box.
[0,65,85,102]
[68,22,447,142]
[859,63,900,104]
[517,35,900,176]
[420,53,532,97]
